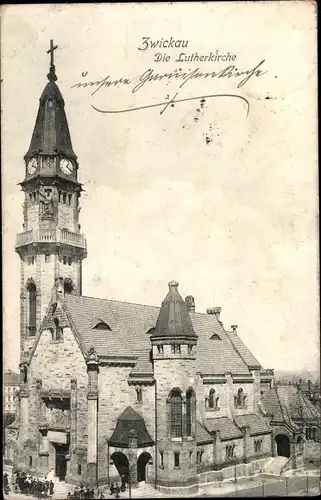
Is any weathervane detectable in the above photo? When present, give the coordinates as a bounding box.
[47,39,58,82]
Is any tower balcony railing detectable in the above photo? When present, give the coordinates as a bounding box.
[15,228,87,250]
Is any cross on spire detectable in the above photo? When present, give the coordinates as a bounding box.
[47,39,58,82]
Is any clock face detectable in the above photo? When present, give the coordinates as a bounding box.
[27,158,37,175]
[60,158,74,175]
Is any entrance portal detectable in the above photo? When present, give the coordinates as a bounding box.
[137,452,152,483]
[54,443,69,480]
[275,434,291,458]
[110,452,129,483]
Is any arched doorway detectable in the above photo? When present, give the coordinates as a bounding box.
[110,452,129,483]
[137,452,152,483]
[275,434,291,458]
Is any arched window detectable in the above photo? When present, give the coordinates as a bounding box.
[27,280,37,336]
[170,389,183,438]
[235,388,246,408]
[186,389,193,436]
[208,389,215,409]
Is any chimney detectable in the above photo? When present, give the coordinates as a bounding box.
[308,379,312,392]
[185,295,195,313]
[231,325,238,333]
[206,307,221,322]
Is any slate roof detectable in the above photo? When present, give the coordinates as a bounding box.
[234,414,271,435]
[152,281,196,338]
[204,417,244,440]
[108,406,154,448]
[25,79,77,160]
[226,331,261,369]
[196,421,213,444]
[63,293,252,376]
[261,385,320,428]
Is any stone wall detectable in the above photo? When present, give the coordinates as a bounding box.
[97,365,156,484]
[20,325,88,480]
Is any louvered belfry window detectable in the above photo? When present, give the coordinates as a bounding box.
[170,389,183,437]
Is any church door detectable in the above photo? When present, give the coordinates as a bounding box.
[137,452,152,483]
[275,434,291,458]
[55,444,69,480]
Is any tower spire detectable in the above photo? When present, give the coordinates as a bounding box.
[47,39,58,82]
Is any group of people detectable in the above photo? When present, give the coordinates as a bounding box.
[64,479,127,499]
[3,469,128,500]
[4,469,55,497]
[66,483,95,499]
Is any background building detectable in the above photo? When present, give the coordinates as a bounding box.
[3,370,20,414]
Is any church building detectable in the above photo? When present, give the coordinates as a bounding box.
[7,41,315,495]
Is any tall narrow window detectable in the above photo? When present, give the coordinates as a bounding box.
[186,388,193,437]
[157,345,164,355]
[136,387,143,403]
[28,281,37,336]
[208,389,215,409]
[54,318,63,341]
[29,456,32,467]
[45,254,50,263]
[170,389,183,438]
[159,451,164,468]
[174,452,180,468]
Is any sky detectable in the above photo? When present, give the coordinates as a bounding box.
[1,2,319,373]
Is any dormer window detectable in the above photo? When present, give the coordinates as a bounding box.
[92,321,111,331]
[210,333,222,340]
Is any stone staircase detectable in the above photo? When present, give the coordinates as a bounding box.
[263,456,289,476]
[131,481,164,498]
[52,480,74,499]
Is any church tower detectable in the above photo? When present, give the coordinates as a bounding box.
[15,40,87,358]
[151,281,198,490]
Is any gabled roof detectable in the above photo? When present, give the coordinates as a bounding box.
[204,417,244,441]
[196,421,213,444]
[226,330,261,370]
[108,406,154,448]
[151,281,197,338]
[234,414,271,436]
[62,293,252,375]
[261,385,320,429]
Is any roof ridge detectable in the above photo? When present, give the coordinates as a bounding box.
[64,293,238,319]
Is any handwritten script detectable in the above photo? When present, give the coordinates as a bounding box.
[71,59,267,116]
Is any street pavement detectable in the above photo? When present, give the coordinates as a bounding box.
[201,474,321,497]
[3,474,321,499]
